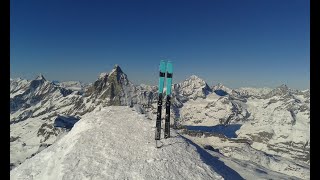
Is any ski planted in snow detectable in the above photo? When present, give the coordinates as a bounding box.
[155,60,166,142]
[164,61,173,139]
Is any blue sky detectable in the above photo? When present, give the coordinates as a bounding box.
[10,0,310,89]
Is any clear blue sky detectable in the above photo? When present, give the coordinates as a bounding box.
[10,0,310,89]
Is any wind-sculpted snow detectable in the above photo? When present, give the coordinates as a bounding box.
[10,106,224,180]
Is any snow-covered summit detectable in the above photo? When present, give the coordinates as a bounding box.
[212,83,232,93]
[186,75,206,84]
[173,75,212,100]
[10,106,224,180]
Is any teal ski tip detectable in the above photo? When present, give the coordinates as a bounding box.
[159,60,167,72]
[158,60,167,94]
[166,61,173,73]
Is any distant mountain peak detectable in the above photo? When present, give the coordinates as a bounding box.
[278,84,288,90]
[110,64,123,75]
[214,83,225,88]
[97,65,124,80]
[212,83,232,95]
[185,75,208,85]
[35,74,46,81]
[189,75,200,79]
[212,83,229,90]
[274,84,290,93]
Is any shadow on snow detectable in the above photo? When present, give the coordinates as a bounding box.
[181,136,244,180]
[185,124,242,138]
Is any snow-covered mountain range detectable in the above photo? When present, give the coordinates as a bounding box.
[10,65,310,179]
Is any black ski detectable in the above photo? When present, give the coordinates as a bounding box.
[164,61,173,139]
[155,60,166,142]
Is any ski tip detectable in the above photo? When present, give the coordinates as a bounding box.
[160,60,167,66]
[159,61,167,72]
[166,61,173,73]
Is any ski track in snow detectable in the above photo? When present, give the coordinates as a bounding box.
[11,106,227,180]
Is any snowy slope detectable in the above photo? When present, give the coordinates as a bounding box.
[10,106,224,180]
[182,133,309,179]
[10,65,310,179]
[174,83,310,179]
[11,106,306,180]
[10,78,30,98]
[10,75,85,169]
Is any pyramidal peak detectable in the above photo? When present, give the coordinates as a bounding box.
[97,65,124,79]
[35,74,46,81]
[273,84,290,93]
[278,84,289,90]
[110,64,124,75]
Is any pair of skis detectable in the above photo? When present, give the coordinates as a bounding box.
[155,60,173,147]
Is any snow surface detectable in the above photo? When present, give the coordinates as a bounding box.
[11,106,308,180]
[11,106,224,180]
[183,134,309,179]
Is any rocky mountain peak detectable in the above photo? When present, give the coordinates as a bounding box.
[173,75,212,100]
[278,84,289,91]
[212,83,232,94]
[261,84,292,99]
[182,75,209,88]
[273,84,290,94]
[35,74,46,81]
[29,74,47,89]
[98,65,124,80]
[110,64,124,75]
[84,65,133,106]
